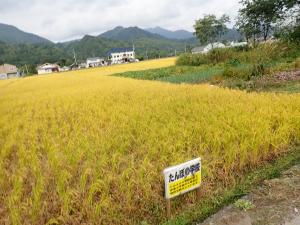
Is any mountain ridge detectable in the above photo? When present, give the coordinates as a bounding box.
[98,26,168,41]
[145,26,194,40]
[0,23,52,44]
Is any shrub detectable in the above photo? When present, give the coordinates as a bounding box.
[176,53,210,66]
[251,64,265,77]
[177,48,236,66]
[295,58,300,69]
[223,64,266,80]
[234,199,255,211]
[177,42,299,67]
[207,48,236,64]
[223,66,252,80]
[226,58,241,67]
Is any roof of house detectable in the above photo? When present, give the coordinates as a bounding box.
[87,57,103,61]
[191,46,205,53]
[37,63,59,70]
[0,64,18,74]
[107,47,134,55]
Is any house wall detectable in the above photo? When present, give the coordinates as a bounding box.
[110,51,135,64]
[86,59,105,68]
[0,73,8,80]
[38,69,53,75]
[7,73,19,79]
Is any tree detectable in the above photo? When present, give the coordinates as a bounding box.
[275,0,300,42]
[194,14,230,48]
[236,12,260,44]
[237,0,299,42]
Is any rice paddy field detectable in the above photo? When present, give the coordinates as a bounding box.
[0,57,300,225]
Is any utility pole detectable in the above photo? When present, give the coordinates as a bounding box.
[73,48,78,66]
[146,48,148,60]
[132,41,135,59]
[25,64,29,75]
[132,41,135,52]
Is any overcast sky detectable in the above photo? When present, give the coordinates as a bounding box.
[0,0,241,42]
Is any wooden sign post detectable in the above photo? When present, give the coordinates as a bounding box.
[163,158,202,219]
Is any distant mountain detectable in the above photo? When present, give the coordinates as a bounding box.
[60,33,192,61]
[0,23,244,67]
[146,27,194,40]
[99,26,165,41]
[58,35,127,60]
[0,23,52,44]
[221,28,244,42]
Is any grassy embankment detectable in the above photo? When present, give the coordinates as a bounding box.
[115,43,300,93]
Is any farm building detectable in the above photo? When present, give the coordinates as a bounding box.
[230,41,248,47]
[192,42,226,54]
[108,47,136,64]
[192,42,248,54]
[37,63,59,75]
[86,58,106,68]
[0,64,19,80]
[191,46,205,54]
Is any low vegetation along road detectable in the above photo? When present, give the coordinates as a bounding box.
[199,164,300,225]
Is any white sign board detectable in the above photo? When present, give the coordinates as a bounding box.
[163,158,201,199]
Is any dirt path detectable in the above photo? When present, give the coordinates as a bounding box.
[198,165,300,225]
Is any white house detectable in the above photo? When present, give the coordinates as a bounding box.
[192,42,248,54]
[59,66,70,72]
[37,63,59,75]
[86,58,106,68]
[0,64,19,80]
[192,42,226,54]
[230,41,248,47]
[203,42,226,53]
[108,47,136,64]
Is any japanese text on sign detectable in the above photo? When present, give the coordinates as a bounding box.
[163,158,201,199]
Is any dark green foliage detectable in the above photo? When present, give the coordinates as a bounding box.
[237,0,299,43]
[158,68,223,84]
[0,41,71,66]
[177,48,238,66]
[177,42,299,67]
[176,53,210,66]
[114,66,203,80]
[0,34,192,67]
[223,64,266,80]
[115,42,300,91]
[113,65,223,84]
[19,64,38,76]
[194,15,230,46]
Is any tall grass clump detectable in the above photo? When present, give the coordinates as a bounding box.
[177,48,236,66]
[177,42,300,67]
[0,59,300,224]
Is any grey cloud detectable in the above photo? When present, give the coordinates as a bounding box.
[0,0,241,42]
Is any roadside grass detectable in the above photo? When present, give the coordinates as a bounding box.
[163,146,300,225]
